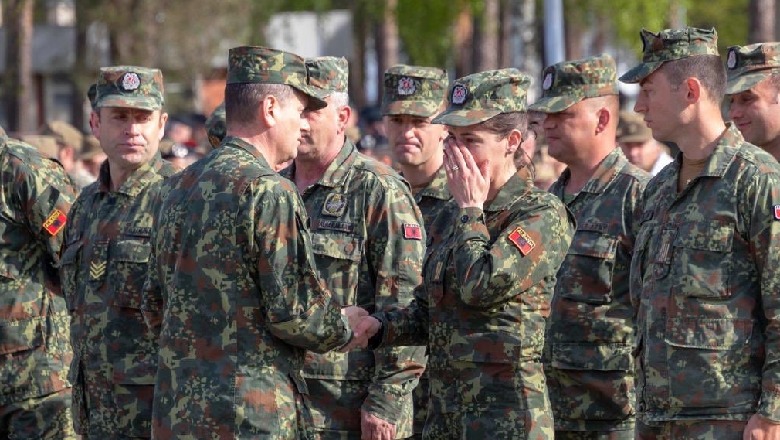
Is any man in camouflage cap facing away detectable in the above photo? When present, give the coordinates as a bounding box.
[381,64,450,440]
[345,68,573,439]
[530,53,649,440]
[281,56,426,440]
[0,126,78,439]
[59,66,177,438]
[142,46,359,439]
[726,42,780,161]
[622,27,780,439]
[205,102,226,148]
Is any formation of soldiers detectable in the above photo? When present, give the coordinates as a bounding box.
[2,24,780,440]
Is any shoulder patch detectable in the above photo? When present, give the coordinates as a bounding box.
[507,226,535,256]
[403,223,423,240]
[774,204,780,220]
[43,208,67,236]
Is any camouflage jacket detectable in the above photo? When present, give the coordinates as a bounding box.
[376,170,573,436]
[282,141,426,437]
[0,138,76,405]
[142,136,352,439]
[413,165,452,227]
[408,164,450,436]
[631,124,780,423]
[60,154,176,436]
[545,148,649,431]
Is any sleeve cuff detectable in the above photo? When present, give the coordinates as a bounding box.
[453,207,489,242]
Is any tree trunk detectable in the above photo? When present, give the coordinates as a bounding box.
[749,0,775,43]
[3,0,36,133]
[453,7,473,77]
[350,1,368,109]
[375,0,398,105]
[474,0,499,71]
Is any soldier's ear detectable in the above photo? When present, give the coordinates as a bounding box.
[158,112,169,141]
[261,95,278,127]
[505,128,522,155]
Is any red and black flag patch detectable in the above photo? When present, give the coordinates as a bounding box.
[43,208,67,236]
[507,226,535,256]
[774,204,780,220]
[403,223,423,240]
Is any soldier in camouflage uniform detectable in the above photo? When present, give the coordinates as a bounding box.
[529,54,649,440]
[621,27,780,439]
[278,56,426,440]
[142,46,355,439]
[206,102,226,149]
[0,133,78,439]
[381,65,450,440]
[725,42,780,161]
[347,68,574,439]
[59,66,176,438]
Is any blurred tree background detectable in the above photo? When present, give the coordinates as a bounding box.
[0,0,767,132]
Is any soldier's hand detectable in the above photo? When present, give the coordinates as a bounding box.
[361,409,396,440]
[339,316,381,352]
[342,305,369,329]
[444,136,490,210]
[744,413,780,440]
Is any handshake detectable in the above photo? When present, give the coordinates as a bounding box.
[340,306,383,352]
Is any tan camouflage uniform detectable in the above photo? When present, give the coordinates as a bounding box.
[280,57,425,440]
[60,67,176,438]
[142,46,352,439]
[529,55,650,439]
[622,27,780,438]
[0,135,78,439]
[381,64,451,440]
[371,69,574,439]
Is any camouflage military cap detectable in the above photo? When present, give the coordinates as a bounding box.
[227,46,327,110]
[95,66,164,110]
[620,27,719,84]
[80,135,103,160]
[87,83,98,110]
[617,111,652,143]
[206,102,226,148]
[21,134,59,159]
[381,64,448,118]
[725,43,780,94]
[530,54,618,113]
[306,56,348,94]
[41,120,83,152]
[432,68,531,126]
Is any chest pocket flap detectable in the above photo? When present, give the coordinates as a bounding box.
[310,233,362,262]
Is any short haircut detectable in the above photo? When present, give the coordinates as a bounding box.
[225,83,294,126]
[328,91,349,109]
[661,55,726,102]
[479,111,528,139]
[767,73,780,92]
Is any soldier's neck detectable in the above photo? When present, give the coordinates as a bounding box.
[398,153,443,191]
[108,161,138,192]
[563,144,612,194]
[293,142,342,192]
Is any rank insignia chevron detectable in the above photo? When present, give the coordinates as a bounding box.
[90,261,106,280]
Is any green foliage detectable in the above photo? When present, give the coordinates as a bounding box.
[687,0,749,52]
[396,0,463,66]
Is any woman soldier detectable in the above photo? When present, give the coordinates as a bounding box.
[346,68,573,439]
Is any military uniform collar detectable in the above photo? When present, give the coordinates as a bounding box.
[485,168,533,212]
[97,153,169,196]
[415,165,450,201]
[678,123,741,179]
[223,135,273,169]
[552,147,625,198]
[315,140,357,188]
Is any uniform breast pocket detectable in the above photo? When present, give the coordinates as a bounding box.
[559,230,618,305]
[310,233,362,304]
[110,239,151,309]
[672,221,733,299]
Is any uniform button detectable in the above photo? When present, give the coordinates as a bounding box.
[344,243,354,253]
[461,215,469,223]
